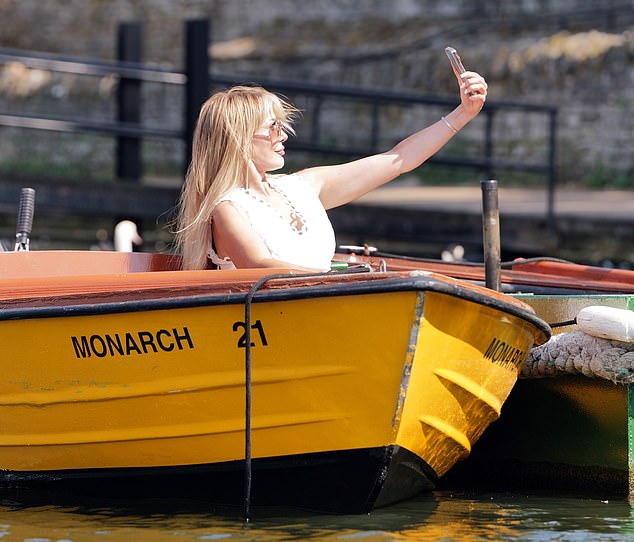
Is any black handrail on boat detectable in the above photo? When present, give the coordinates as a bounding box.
[241,265,373,521]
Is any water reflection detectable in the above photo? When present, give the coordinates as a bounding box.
[0,489,632,541]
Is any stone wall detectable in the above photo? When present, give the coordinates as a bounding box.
[0,0,632,186]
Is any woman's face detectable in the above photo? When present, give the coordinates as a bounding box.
[251,115,288,174]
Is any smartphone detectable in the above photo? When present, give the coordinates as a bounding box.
[445,46,466,75]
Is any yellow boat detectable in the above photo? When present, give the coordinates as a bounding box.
[0,251,550,513]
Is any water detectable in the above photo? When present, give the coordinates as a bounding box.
[1,489,632,541]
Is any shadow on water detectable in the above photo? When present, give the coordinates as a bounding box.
[0,487,633,541]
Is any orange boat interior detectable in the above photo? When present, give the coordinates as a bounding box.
[0,250,535,311]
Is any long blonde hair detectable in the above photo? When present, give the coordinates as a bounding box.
[175,86,297,270]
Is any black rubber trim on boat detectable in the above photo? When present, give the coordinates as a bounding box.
[0,273,551,341]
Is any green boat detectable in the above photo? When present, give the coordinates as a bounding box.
[442,294,634,498]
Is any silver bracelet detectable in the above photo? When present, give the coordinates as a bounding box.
[441,116,458,134]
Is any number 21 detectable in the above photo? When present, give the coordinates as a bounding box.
[232,320,268,348]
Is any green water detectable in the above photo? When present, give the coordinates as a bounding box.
[1,490,632,541]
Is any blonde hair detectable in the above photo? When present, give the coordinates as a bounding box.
[175,86,298,270]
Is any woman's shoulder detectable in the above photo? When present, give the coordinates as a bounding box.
[211,188,249,219]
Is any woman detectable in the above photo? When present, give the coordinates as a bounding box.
[175,68,487,271]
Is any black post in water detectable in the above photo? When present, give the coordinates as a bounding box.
[481,179,501,291]
[185,19,210,175]
[116,21,143,182]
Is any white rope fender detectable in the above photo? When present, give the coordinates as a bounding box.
[521,331,634,383]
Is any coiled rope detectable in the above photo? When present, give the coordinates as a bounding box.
[522,331,634,383]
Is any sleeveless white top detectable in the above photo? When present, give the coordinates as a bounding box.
[208,174,336,271]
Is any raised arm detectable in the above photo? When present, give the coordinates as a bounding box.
[302,70,488,210]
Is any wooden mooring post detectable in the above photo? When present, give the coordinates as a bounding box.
[481,179,501,291]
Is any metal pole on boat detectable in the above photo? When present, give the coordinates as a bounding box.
[481,179,501,291]
[14,187,35,252]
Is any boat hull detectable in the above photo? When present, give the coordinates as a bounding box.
[0,254,549,512]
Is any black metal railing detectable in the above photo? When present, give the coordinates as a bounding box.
[0,19,558,225]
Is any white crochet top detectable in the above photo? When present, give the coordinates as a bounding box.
[208,174,336,271]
